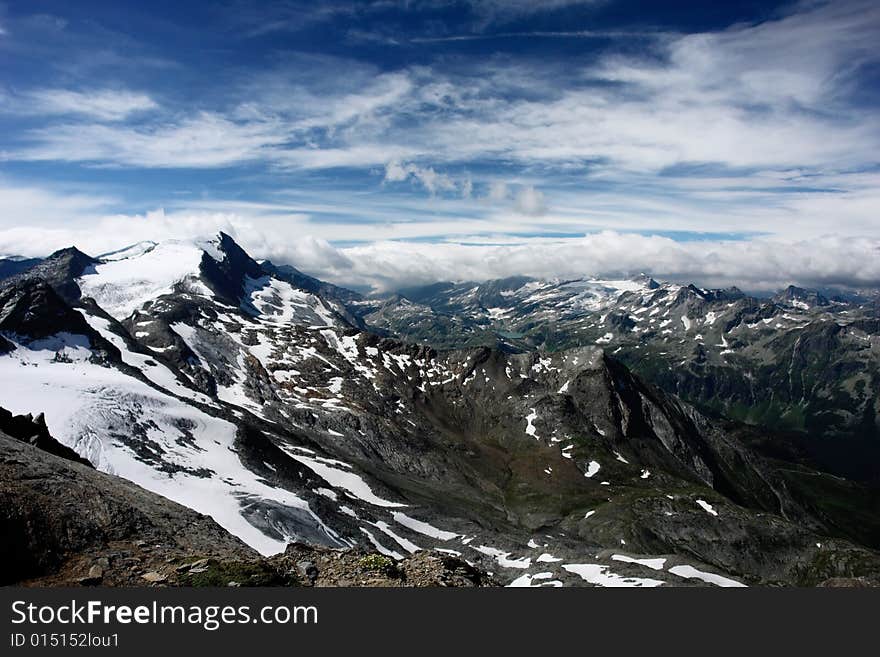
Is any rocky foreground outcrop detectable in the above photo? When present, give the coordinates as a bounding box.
[0,430,491,587]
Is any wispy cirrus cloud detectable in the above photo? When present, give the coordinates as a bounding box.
[228,0,605,37]
[9,1,877,176]
[22,88,158,121]
[461,0,604,23]
[408,29,667,43]
[11,111,288,168]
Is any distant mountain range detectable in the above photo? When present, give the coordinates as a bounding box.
[1,234,878,587]
[351,273,880,481]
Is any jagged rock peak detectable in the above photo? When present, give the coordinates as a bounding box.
[631,273,660,289]
[774,285,829,307]
[0,406,93,467]
[5,246,97,303]
[198,232,266,304]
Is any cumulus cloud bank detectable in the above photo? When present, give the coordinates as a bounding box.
[1,210,878,295]
[320,233,880,293]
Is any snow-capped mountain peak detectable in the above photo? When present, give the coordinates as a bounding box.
[79,239,213,319]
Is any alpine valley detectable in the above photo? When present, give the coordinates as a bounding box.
[2,233,879,587]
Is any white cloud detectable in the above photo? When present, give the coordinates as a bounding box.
[383,161,411,183]
[13,112,289,168]
[0,181,117,234]
[326,232,880,293]
[461,175,473,199]
[383,161,457,195]
[2,193,879,294]
[463,0,604,26]
[515,185,546,215]
[276,144,417,170]
[23,89,158,121]
[487,180,508,202]
[7,1,879,188]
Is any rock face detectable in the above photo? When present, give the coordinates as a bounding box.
[1,233,879,587]
[0,431,254,585]
[5,246,96,303]
[0,279,98,341]
[0,256,42,281]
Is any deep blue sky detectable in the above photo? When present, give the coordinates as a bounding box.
[0,0,878,291]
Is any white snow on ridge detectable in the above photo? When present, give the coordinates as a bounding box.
[585,460,601,478]
[360,528,404,560]
[243,275,337,327]
[97,241,157,262]
[171,323,265,416]
[561,278,647,299]
[372,521,421,553]
[79,240,208,320]
[197,235,225,263]
[169,322,210,369]
[536,553,562,563]
[508,572,563,588]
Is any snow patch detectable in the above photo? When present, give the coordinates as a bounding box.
[696,499,718,516]
[279,445,406,508]
[562,564,665,587]
[611,554,666,571]
[668,565,745,587]
[392,512,458,540]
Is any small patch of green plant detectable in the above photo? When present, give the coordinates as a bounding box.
[357,554,398,576]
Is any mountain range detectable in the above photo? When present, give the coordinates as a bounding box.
[1,233,878,587]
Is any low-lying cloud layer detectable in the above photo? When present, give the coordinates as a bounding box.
[2,209,878,295]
